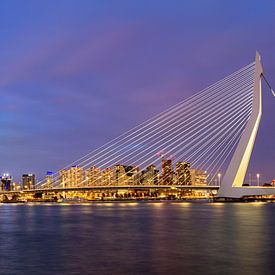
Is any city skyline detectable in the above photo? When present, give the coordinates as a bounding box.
[0,156,269,191]
[0,1,274,181]
[0,157,208,190]
[1,3,275,275]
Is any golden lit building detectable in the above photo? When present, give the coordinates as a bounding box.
[131,166,140,185]
[45,172,53,189]
[101,167,113,186]
[142,164,158,185]
[161,159,173,185]
[124,165,138,185]
[12,182,21,191]
[86,166,101,186]
[59,169,69,188]
[190,169,207,185]
[22,174,35,190]
[114,165,128,185]
[67,166,85,187]
[175,162,191,185]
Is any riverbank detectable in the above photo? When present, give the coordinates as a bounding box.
[2,196,275,204]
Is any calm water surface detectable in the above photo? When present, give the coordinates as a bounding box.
[0,201,275,275]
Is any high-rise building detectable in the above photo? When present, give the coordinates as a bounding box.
[161,159,173,185]
[86,166,101,186]
[114,165,128,185]
[59,169,69,188]
[142,165,159,185]
[101,168,113,186]
[131,166,140,185]
[176,162,191,185]
[123,165,135,185]
[45,171,53,189]
[190,169,207,185]
[1,174,12,191]
[22,174,35,190]
[67,166,85,187]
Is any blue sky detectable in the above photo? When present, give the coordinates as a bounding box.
[0,0,274,182]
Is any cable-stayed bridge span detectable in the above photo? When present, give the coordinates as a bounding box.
[1,52,274,200]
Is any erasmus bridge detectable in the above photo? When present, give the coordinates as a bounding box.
[2,52,274,200]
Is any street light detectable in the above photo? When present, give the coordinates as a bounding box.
[218,173,221,186]
[256,173,260,186]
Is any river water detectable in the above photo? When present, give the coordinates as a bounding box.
[0,201,275,274]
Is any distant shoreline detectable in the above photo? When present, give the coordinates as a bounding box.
[1,197,275,204]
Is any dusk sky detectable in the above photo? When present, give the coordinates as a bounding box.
[0,0,274,182]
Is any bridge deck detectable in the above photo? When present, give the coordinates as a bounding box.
[0,185,219,195]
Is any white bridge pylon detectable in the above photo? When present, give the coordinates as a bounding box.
[217,52,275,198]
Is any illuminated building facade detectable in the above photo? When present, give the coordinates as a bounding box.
[1,174,12,191]
[161,159,173,185]
[60,169,69,188]
[142,165,159,185]
[114,164,129,185]
[86,166,101,186]
[45,171,53,189]
[123,165,136,185]
[11,182,21,191]
[67,166,85,187]
[101,168,113,185]
[176,162,191,185]
[131,166,140,185]
[190,169,207,185]
[22,174,35,190]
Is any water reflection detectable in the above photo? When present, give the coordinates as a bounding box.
[0,202,275,274]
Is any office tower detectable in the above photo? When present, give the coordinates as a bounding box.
[176,162,191,185]
[86,166,101,186]
[123,165,135,185]
[67,166,85,187]
[1,174,12,191]
[45,171,53,189]
[161,159,173,185]
[190,169,207,185]
[59,169,69,188]
[22,173,35,190]
[131,166,140,185]
[101,167,113,186]
[142,164,159,185]
[114,165,128,185]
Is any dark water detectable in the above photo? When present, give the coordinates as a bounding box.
[1,201,275,275]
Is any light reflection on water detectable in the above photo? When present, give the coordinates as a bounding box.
[0,202,274,274]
